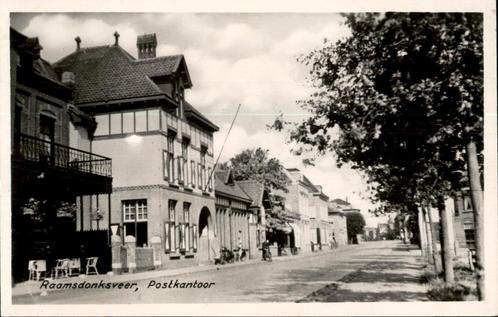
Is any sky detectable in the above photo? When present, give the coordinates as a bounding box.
[11,13,388,227]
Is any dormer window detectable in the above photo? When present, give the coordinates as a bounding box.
[176,80,184,118]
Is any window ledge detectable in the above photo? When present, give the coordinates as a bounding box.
[169,253,181,259]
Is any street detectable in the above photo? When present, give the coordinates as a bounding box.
[13,240,423,304]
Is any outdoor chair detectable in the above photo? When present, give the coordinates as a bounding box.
[28,260,46,281]
[67,258,81,276]
[52,258,70,279]
[85,257,99,275]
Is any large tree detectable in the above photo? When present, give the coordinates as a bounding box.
[221,147,289,192]
[273,13,484,297]
[345,211,366,244]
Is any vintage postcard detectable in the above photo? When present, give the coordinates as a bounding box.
[1,1,497,316]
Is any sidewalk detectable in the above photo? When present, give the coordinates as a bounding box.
[297,243,429,302]
[12,245,355,298]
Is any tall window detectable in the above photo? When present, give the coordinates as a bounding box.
[190,160,196,188]
[168,200,176,222]
[183,202,190,223]
[180,138,189,185]
[464,222,475,247]
[164,131,175,183]
[165,200,177,253]
[122,200,148,246]
[200,145,207,191]
[182,202,191,251]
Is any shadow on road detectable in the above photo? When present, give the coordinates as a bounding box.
[297,244,429,302]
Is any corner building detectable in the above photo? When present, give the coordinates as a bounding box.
[54,33,219,268]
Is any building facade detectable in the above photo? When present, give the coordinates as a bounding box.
[214,169,258,259]
[10,28,113,281]
[237,180,268,256]
[281,168,333,253]
[54,32,219,268]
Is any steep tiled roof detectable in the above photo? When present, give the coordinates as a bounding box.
[238,180,265,208]
[214,170,252,203]
[54,45,175,105]
[54,43,217,132]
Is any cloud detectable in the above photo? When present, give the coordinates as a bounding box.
[22,14,138,62]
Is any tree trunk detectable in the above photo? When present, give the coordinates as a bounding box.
[466,140,484,300]
[437,197,455,283]
[422,207,434,264]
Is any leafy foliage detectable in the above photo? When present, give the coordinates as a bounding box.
[346,211,366,243]
[221,147,289,192]
[273,13,483,210]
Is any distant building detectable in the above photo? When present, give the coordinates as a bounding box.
[214,169,259,259]
[237,180,268,253]
[452,189,476,251]
[280,168,333,253]
[327,204,348,246]
[363,227,378,241]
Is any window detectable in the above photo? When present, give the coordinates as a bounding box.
[39,114,55,142]
[190,160,196,188]
[122,112,134,133]
[148,109,160,131]
[164,131,175,183]
[95,114,110,136]
[110,113,121,134]
[200,146,207,191]
[165,200,177,253]
[181,138,189,186]
[183,202,190,223]
[197,163,202,190]
[122,200,148,246]
[135,110,147,132]
[168,200,176,222]
[464,222,475,247]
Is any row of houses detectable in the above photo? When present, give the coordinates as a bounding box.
[10,28,348,282]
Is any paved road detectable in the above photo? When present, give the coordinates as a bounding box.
[14,240,403,304]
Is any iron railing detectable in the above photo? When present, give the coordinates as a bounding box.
[14,133,112,177]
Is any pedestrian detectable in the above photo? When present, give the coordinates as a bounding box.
[237,231,243,261]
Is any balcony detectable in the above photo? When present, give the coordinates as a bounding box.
[13,133,112,177]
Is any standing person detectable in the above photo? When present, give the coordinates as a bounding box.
[262,239,271,261]
[237,231,243,261]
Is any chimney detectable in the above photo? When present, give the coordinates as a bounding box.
[137,33,157,59]
[75,36,81,51]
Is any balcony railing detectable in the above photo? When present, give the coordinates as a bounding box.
[14,133,112,177]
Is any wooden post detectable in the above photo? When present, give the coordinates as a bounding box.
[466,140,484,299]
[426,206,441,271]
[417,208,427,258]
[422,207,434,264]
